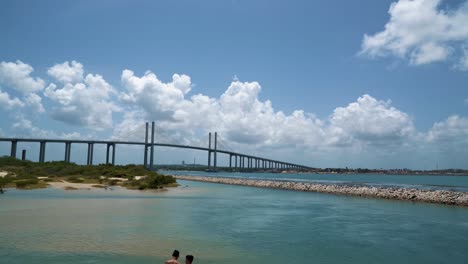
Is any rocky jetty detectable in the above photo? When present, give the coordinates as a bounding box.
[175,175,468,206]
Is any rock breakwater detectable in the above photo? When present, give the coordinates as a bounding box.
[175,175,468,206]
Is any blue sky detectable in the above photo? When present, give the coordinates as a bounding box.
[1,0,468,169]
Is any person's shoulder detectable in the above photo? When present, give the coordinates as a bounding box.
[165,260,179,264]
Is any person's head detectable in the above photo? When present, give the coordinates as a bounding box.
[172,250,180,259]
[185,255,194,264]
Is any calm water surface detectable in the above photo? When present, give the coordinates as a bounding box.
[1,180,467,264]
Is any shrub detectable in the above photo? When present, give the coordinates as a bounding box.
[67,177,84,183]
[15,179,39,188]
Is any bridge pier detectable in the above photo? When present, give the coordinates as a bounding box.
[10,140,17,158]
[39,141,46,163]
[214,132,217,171]
[106,143,116,165]
[144,122,149,168]
[235,155,238,169]
[207,132,212,170]
[112,143,116,165]
[87,143,94,165]
[149,121,155,169]
[64,142,71,162]
[229,154,232,169]
[22,149,26,160]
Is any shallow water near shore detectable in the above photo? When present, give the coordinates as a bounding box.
[1,180,468,263]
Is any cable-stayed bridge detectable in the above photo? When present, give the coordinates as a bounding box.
[0,122,311,171]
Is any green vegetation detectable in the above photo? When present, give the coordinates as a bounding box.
[0,156,177,191]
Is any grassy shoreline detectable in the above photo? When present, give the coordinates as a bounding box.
[0,156,177,192]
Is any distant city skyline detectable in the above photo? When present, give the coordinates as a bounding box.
[1,0,468,169]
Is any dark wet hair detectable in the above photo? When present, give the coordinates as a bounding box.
[172,250,180,258]
[186,255,194,263]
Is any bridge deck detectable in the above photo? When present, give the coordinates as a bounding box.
[0,137,310,169]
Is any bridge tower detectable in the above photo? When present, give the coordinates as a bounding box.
[207,132,218,171]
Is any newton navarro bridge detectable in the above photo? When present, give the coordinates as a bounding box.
[0,122,311,171]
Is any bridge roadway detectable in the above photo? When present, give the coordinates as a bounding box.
[0,136,310,170]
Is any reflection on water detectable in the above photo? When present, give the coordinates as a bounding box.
[1,181,468,263]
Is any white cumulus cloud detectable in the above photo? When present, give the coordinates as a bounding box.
[47,61,84,83]
[117,70,417,157]
[25,93,45,113]
[329,94,414,146]
[45,62,119,130]
[426,115,468,145]
[0,60,45,93]
[0,89,24,110]
[360,0,468,67]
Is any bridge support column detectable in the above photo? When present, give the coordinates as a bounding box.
[213,132,217,171]
[10,140,17,158]
[207,133,211,170]
[106,143,116,165]
[149,121,155,169]
[235,155,238,169]
[112,143,116,165]
[64,142,71,162]
[87,143,94,165]
[144,122,149,168]
[39,141,46,163]
[229,154,232,169]
[106,144,110,164]
[22,149,26,161]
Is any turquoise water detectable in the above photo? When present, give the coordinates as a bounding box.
[164,170,468,192]
[1,180,468,264]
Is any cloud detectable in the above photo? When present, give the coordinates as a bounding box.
[25,93,45,113]
[45,63,119,130]
[426,115,468,145]
[47,61,84,83]
[11,115,81,139]
[0,89,24,110]
[1,59,467,168]
[0,60,45,93]
[456,45,468,71]
[360,0,468,67]
[120,70,192,121]
[329,95,414,146]
[118,70,416,155]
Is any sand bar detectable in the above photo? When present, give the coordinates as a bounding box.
[47,181,104,190]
